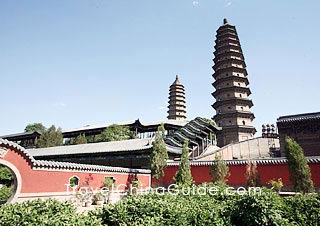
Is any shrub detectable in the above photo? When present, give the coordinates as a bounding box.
[0,199,102,226]
[283,194,320,225]
[230,188,291,226]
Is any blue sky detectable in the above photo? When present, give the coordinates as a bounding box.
[1,0,319,135]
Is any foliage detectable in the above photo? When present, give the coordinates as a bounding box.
[0,166,13,186]
[0,185,13,201]
[283,194,320,225]
[285,136,314,193]
[269,178,283,192]
[210,155,230,183]
[36,125,63,148]
[0,166,14,202]
[94,193,232,226]
[74,134,87,145]
[24,123,46,133]
[1,190,320,225]
[151,124,168,181]
[173,140,193,187]
[0,199,102,226]
[230,188,291,226]
[245,161,261,187]
[97,124,135,142]
[104,177,115,188]
[69,176,79,187]
[92,187,320,226]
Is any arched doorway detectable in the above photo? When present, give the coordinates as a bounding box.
[0,159,22,204]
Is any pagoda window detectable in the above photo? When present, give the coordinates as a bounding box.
[239,94,242,97]
[242,121,246,125]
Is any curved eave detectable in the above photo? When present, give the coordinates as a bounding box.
[214,45,242,54]
[213,51,244,62]
[212,86,252,97]
[212,75,249,87]
[213,58,246,71]
[212,98,254,109]
[213,67,248,78]
[213,111,255,121]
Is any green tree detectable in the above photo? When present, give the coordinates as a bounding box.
[97,124,135,142]
[24,123,46,133]
[210,154,230,183]
[0,166,14,201]
[174,140,193,187]
[151,124,168,184]
[74,134,87,145]
[36,125,63,148]
[285,136,314,193]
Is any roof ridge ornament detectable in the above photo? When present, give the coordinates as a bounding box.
[223,18,228,25]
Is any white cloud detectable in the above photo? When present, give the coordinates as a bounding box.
[53,102,67,108]
[192,1,199,6]
[225,1,232,7]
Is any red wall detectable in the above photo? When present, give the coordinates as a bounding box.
[3,148,150,194]
[153,163,320,188]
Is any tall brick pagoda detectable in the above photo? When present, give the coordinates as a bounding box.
[168,75,186,120]
[212,19,256,146]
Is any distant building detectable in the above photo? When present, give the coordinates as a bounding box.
[212,19,256,146]
[277,112,320,156]
[167,75,186,120]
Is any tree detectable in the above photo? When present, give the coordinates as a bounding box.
[97,124,135,142]
[285,136,314,193]
[24,123,46,133]
[210,154,230,183]
[174,140,193,187]
[150,124,168,184]
[36,125,63,148]
[245,161,261,187]
[74,134,87,145]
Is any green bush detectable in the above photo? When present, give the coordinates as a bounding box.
[0,199,102,226]
[1,189,319,225]
[230,188,291,226]
[0,185,13,201]
[283,194,320,226]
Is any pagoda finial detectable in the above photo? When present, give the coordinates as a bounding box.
[223,18,228,25]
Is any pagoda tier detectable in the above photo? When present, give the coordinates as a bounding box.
[212,19,256,146]
[167,75,187,120]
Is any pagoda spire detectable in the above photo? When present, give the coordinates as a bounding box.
[211,19,256,146]
[167,75,186,120]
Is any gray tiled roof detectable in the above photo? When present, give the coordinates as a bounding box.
[62,119,188,134]
[28,138,153,157]
[277,112,320,123]
[167,157,320,166]
[0,138,150,174]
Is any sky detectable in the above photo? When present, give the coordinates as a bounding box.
[1,0,320,135]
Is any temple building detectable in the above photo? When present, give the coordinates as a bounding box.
[167,75,186,120]
[277,112,320,156]
[212,19,256,147]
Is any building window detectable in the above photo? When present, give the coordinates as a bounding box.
[238,83,241,86]
[239,94,242,97]
[242,120,246,125]
[241,107,244,111]
[228,107,231,109]
[226,83,229,86]
[229,121,232,124]
[227,94,230,97]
